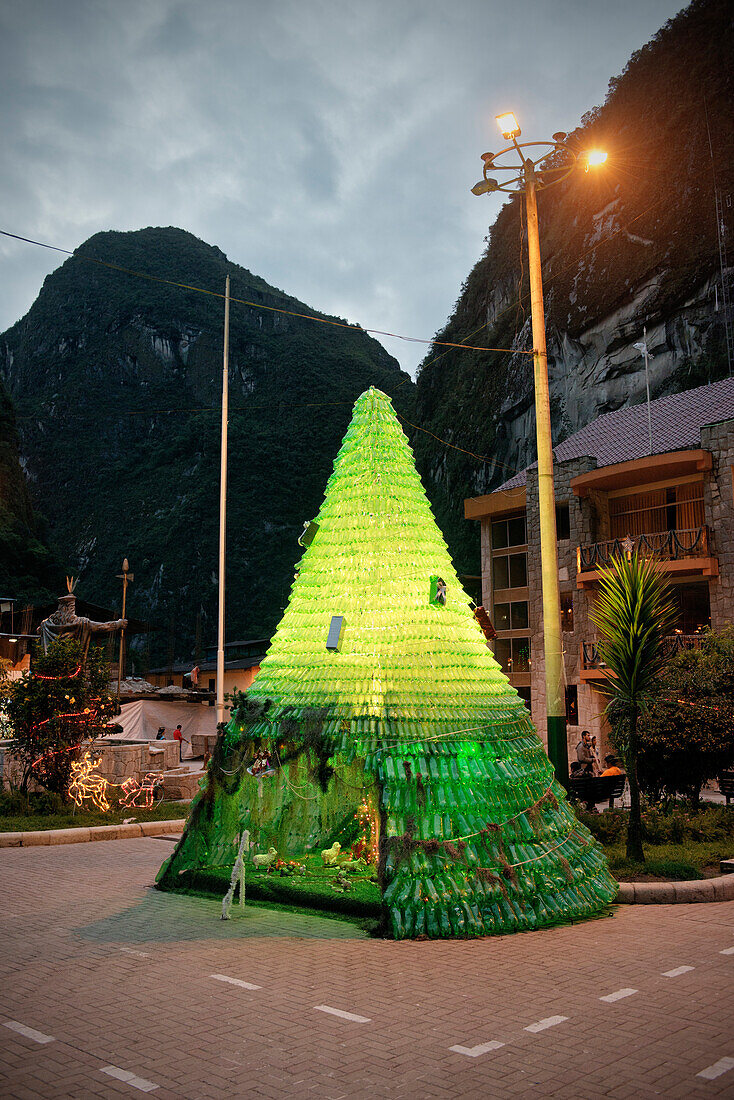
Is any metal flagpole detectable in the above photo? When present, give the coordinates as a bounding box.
[634,329,653,455]
[216,275,230,727]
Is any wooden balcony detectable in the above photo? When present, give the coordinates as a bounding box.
[576,526,718,587]
[580,634,706,682]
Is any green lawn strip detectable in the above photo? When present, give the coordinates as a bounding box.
[606,839,732,880]
[0,801,190,831]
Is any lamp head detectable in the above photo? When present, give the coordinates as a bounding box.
[471,178,499,196]
[585,149,607,167]
[496,111,520,140]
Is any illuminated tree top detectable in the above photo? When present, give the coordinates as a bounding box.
[249,387,522,726]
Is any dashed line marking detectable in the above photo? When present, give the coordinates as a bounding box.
[696,1057,734,1081]
[720,947,734,956]
[314,1005,371,1024]
[524,1015,568,1033]
[211,973,261,990]
[600,987,638,1003]
[120,947,149,958]
[3,1020,55,1044]
[662,965,694,978]
[450,1040,505,1058]
[101,1066,159,1092]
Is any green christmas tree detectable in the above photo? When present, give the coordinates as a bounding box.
[158,387,617,936]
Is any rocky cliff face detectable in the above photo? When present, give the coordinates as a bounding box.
[0,381,57,604]
[0,228,412,663]
[413,0,734,572]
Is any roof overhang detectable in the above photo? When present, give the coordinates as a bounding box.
[571,449,712,497]
[464,486,527,521]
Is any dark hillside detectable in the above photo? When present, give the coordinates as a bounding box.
[0,228,413,663]
[414,0,734,576]
[0,381,57,603]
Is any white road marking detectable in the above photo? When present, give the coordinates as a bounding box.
[449,1040,505,1058]
[696,1057,734,1081]
[720,947,734,955]
[101,1066,159,1092]
[600,988,638,1003]
[119,947,149,958]
[210,973,261,990]
[314,1005,371,1024]
[524,1015,568,1033]
[3,1021,55,1044]
[662,965,694,978]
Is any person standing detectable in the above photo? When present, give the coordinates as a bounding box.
[173,723,187,762]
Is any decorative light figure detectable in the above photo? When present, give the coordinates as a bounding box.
[69,752,111,812]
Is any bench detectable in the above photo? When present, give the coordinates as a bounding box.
[569,774,626,809]
[718,771,734,806]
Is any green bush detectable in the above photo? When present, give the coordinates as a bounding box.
[576,803,734,847]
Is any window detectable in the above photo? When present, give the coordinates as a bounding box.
[515,686,531,711]
[491,515,527,549]
[560,592,574,633]
[511,601,529,630]
[493,554,527,590]
[493,601,529,631]
[671,583,711,635]
[494,637,531,675]
[556,503,570,541]
[493,557,509,590]
[509,554,527,587]
[565,685,579,726]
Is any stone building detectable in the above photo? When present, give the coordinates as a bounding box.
[464,377,734,762]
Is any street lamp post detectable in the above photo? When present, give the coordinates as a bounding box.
[472,113,606,785]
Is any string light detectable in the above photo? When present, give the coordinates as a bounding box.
[69,752,111,812]
[119,772,162,809]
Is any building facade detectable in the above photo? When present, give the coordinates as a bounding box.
[465,378,734,763]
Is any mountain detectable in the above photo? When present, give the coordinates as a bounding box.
[0,227,413,664]
[0,380,57,605]
[414,0,734,576]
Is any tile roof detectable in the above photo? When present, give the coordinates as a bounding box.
[497,377,734,491]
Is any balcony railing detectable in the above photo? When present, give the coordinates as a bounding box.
[577,526,710,573]
[582,634,706,671]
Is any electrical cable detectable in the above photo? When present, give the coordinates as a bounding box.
[0,228,533,357]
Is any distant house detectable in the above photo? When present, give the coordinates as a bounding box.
[147,637,269,712]
[464,377,734,761]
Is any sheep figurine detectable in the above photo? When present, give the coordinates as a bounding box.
[252,847,278,870]
[321,841,342,866]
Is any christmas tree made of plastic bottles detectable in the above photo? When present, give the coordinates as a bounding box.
[158,387,617,937]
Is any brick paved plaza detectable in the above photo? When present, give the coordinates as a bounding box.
[1,837,733,1099]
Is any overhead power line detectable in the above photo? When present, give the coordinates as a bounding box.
[0,228,534,357]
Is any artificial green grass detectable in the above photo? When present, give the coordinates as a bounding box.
[0,800,190,832]
[159,855,382,921]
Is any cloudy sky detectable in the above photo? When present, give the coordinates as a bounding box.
[1,0,682,376]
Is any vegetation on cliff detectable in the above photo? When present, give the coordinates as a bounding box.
[414,0,734,576]
[0,228,413,664]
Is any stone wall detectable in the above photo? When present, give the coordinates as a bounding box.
[701,418,734,631]
[1,738,179,791]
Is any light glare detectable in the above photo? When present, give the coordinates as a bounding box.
[496,112,520,139]
[587,149,607,166]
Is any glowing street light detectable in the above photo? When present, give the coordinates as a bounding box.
[471,113,606,785]
[496,111,521,140]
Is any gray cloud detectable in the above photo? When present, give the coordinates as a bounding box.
[0,0,682,375]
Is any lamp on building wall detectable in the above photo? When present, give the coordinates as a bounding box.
[471,114,607,785]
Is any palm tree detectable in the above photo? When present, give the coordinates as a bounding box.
[589,551,676,863]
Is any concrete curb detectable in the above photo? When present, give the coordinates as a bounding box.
[0,819,185,848]
[616,873,734,904]
[0,824,731,906]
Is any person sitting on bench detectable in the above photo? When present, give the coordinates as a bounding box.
[600,754,624,776]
